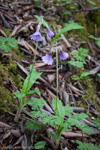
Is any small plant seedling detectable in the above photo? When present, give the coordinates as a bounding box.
[76,140,100,150]
[68,48,89,68]
[92,118,100,130]
[0,36,18,53]
[26,98,94,147]
[14,65,42,121]
[89,35,100,47]
[34,141,46,149]
[72,72,90,80]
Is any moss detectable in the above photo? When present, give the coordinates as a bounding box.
[0,43,25,113]
[75,69,100,111]
[0,86,16,114]
[3,27,11,36]
[10,73,22,89]
[73,13,93,41]
[11,46,24,59]
[9,63,17,72]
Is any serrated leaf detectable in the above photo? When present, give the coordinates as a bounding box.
[7,37,18,47]
[79,48,89,57]
[68,61,83,68]
[76,140,100,150]
[64,106,73,116]
[29,98,45,110]
[0,36,18,53]
[81,124,94,134]
[25,120,41,130]
[52,99,65,125]
[14,92,26,99]
[31,110,48,118]
[93,118,100,129]
[70,113,88,121]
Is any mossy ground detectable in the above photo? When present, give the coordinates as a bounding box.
[75,69,100,111]
[0,47,23,114]
[63,0,100,42]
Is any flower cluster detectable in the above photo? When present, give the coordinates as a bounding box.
[30,21,69,65]
[30,25,54,42]
[42,51,69,65]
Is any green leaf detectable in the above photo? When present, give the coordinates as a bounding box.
[34,141,46,149]
[96,40,100,47]
[89,35,100,47]
[29,97,45,110]
[26,90,40,96]
[34,15,51,29]
[64,106,73,116]
[76,140,100,150]
[52,21,84,43]
[43,115,61,126]
[97,73,100,77]
[0,36,18,53]
[68,61,83,68]
[87,0,96,5]
[31,110,48,118]
[72,75,80,80]
[89,35,98,40]
[81,124,94,134]
[52,99,65,125]
[7,37,18,47]
[70,113,88,121]
[66,113,94,134]
[79,48,89,57]
[25,120,41,130]
[22,65,42,93]
[14,92,26,99]
[93,118,100,130]
[80,72,89,79]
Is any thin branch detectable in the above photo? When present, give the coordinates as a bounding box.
[68,7,100,13]
[54,1,100,13]
[55,1,82,7]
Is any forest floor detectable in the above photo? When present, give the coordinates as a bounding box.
[0,0,100,150]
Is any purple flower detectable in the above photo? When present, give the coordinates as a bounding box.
[48,28,54,37]
[30,29,43,42]
[42,53,53,65]
[60,51,69,60]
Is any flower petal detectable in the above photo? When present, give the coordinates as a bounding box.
[30,30,43,41]
[48,28,54,38]
[60,51,69,60]
[42,53,53,65]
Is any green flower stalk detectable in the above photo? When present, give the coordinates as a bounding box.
[14,27,43,121]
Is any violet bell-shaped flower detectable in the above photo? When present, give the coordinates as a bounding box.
[30,29,43,42]
[60,51,69,60]
[42,53,53,65]
[48,28,54,37]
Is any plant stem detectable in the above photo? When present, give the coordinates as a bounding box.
[55,44,58,116]
[81,130,84,143]
[14,41,38,121]
[25,41,38,94]
[54,41,60,148]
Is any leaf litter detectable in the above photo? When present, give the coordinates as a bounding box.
[0,0,100,150]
